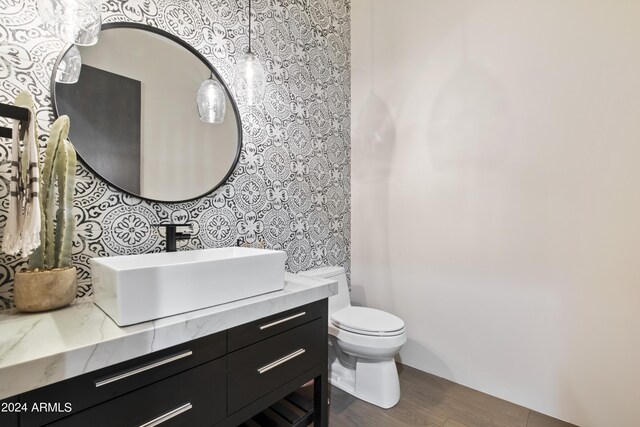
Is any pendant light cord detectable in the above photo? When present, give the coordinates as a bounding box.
[248,0,252,53]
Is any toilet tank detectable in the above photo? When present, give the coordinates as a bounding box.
[300,266,350,315]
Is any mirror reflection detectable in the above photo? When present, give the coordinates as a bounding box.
[53,24,241,202]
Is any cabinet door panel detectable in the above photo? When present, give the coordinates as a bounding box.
[21,331,225,427]
[49,357,226,427]
[0,396,19,427]
[227,319,322,414]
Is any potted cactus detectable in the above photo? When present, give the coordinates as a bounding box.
[13,115,78,312]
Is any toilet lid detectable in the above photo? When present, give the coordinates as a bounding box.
[331,307,405,336]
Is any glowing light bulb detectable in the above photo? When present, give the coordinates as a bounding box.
[234,52,265,106]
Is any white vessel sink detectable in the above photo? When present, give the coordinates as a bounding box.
[91,247,287,326]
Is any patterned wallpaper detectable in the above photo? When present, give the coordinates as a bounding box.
[0,0,350,310]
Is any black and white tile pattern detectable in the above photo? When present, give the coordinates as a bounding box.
[0,0,350,310]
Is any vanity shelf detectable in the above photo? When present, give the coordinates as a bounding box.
[240,387,315,427]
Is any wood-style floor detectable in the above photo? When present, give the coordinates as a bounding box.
[328,364,577,427]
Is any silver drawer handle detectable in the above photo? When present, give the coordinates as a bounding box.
[95,350,193,388]
[139,403,192,427]
[259,312,306,330]
[257,348,306,374]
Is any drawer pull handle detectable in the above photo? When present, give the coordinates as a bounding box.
[95,350,193,387]
[259,312,306,330]
[139,402,192,427]
[258,348,306,374]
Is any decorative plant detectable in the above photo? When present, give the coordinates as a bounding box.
[28,115,76,271]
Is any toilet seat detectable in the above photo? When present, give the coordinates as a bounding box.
[331,306,405,337]
[329,323,407,359]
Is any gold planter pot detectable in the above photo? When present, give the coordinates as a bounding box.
[14,267,77,312]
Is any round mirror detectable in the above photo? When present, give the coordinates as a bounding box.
[51,23,242,202]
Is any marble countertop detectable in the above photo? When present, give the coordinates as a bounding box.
[0,272,337,400]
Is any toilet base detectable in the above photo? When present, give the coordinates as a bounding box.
[329,350,401,409]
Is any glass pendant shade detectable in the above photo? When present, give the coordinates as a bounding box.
[37,0,102,46]
[197,77,226,123]
[55,45,82,84]
[234,52,266,106]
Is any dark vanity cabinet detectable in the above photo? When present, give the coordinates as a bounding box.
[2,299,328,427]
[0,397,20,426]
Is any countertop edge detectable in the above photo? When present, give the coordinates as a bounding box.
[0,272,337,400]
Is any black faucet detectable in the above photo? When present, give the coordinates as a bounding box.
[152,223,192,252]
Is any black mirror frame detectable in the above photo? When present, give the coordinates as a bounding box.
[50,22,243,204]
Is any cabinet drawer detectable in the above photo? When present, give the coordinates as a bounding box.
[228,301,323,352]
[21,331,225,427]
[227,319,322,414]
[49,357,226,427]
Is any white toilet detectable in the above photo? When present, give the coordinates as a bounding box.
[301,266,406,409]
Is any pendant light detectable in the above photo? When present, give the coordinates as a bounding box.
[197,73,226,123]
[55,45,82,84]
[37,0,102,46]
[234,0,266,106]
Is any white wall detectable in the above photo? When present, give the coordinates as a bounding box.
[351,1,640,426]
